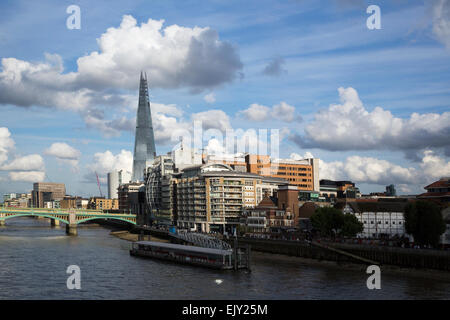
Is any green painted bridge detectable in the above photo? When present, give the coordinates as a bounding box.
[0,206,137,235]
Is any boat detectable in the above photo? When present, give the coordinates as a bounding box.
[130,241,235,269]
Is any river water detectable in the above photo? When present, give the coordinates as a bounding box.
[0,217,449,300]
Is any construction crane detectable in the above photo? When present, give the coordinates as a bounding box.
[95,172,103,197]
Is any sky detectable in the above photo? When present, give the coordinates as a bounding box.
[0,0,449,197]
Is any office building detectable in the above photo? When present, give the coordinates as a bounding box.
[132,72,156,182]
[320,179,361,201]
[31,183,66,208]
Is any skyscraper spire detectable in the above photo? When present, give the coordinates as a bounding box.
[132,71,156,182]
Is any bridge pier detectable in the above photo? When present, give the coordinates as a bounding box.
[66,224,77,236]
[50,219,60,227]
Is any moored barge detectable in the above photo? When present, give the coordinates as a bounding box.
[130,241,235,269]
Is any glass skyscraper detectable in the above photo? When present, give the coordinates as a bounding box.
[132,72,156,182]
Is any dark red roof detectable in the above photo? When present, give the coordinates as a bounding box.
[254,196,278,209]
[424,179,450,189]
[417,192,450,198]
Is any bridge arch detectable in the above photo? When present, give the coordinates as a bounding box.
[75,217,136,225]
[1,213,69,225]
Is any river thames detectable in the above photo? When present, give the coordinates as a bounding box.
[1,218,449,300]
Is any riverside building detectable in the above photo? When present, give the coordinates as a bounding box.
[145,155,177,225]
[175,163,286,233]
[205,154,319,192]
[335,199,410,239]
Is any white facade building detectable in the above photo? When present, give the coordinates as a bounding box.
[339,200,410,239]
[107,169,132,199]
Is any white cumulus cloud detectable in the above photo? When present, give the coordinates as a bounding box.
[432,0,450,49]
[319,150,450,189]
[85,149,133,184]
[238,101,300,123]
[204,92,216,104]
[9,171,45,183]
[44,142,81,170]
[0,154,45,172]
[191,109,231,132]
[291,87,450,152]
[0,127,15,165]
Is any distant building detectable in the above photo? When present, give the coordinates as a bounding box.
[118,182,145,213]
[335,199,411,239]
[385,184,397,197]
[417,178,450,247]
[31,183,66,208]
[107,169,132,199]
[205,154,320,192]
[241,184,299,233]
[320,180,360,201]
[3,193,17,202]
[3,193,31,208]
[60,196,78,209]
[417,177,450,204]
[88,197,119,211]
[44,200,60,209]
[132,72,156,182]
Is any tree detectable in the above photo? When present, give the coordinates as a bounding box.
[341,213,364,237]
[404,200,446,247]
[310,207,363,238]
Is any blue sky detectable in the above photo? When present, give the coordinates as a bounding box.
[0,0,449,197]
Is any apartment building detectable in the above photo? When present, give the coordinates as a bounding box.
[145,155,176,224]
[206,154,319,192]
[88,197,119,211]
[175,163,286,234]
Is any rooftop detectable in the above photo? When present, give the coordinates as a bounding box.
[424,178,450,190]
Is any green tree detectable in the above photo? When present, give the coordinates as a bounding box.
[404,200,446,247]
[341,213,364,237]
[310,207,362,238]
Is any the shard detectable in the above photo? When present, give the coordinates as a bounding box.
[132,71,156,182]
